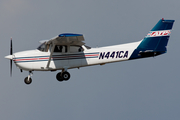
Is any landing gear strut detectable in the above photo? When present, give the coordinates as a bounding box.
[24,71,33,85]
[56,71,70,82]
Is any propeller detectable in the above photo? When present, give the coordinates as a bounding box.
[10,38,13,76]
[5,38,14,76]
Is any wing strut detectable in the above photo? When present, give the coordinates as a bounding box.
[46,42,55,68]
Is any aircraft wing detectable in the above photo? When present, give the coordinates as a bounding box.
[44,33,85,69]
[44,33,85,46]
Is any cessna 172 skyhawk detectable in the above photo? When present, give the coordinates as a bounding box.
[5,18,175,85]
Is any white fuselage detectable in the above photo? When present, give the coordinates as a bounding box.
[13,41,141,71]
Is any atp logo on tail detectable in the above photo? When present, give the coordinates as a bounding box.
[146,30,171,37]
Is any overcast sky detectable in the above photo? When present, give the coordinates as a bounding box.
[1,0,180,120]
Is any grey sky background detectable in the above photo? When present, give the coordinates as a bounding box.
[0,0,180,120]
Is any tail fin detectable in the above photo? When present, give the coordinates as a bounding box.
[130,18,175,59]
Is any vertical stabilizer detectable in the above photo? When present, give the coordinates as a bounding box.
[130,18,175,59]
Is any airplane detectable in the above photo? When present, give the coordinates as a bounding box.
[5,18,175,85]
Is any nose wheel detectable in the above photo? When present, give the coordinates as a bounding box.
[24,71,33,85]
[24,77,32,84]
[56,71,70,82]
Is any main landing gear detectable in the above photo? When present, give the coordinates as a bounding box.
[56,71,71,82]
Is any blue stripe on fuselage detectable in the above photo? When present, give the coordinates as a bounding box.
[14,52,99,63]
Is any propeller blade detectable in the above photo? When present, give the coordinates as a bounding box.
[10,59,12,77]
[10,38,12,55]
[10,38,13,76]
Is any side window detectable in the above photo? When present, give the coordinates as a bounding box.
[70,46,84,53]
[54,45,68,53]
[54,45,62,52]
[78,46,83,52]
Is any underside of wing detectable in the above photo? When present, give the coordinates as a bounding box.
[45,33,85,46]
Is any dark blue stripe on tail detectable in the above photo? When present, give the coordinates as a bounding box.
[151,19,174,31]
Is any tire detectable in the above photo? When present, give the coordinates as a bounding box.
[24,77,32,85]
[56,72,63,82]
[62,72,70,81]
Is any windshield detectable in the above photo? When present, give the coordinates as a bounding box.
[37,42,46,52]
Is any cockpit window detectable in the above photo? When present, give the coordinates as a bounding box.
[37,42,47,52]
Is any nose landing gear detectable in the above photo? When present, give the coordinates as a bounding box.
[24,71,33,85]
[24,77,32,84]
